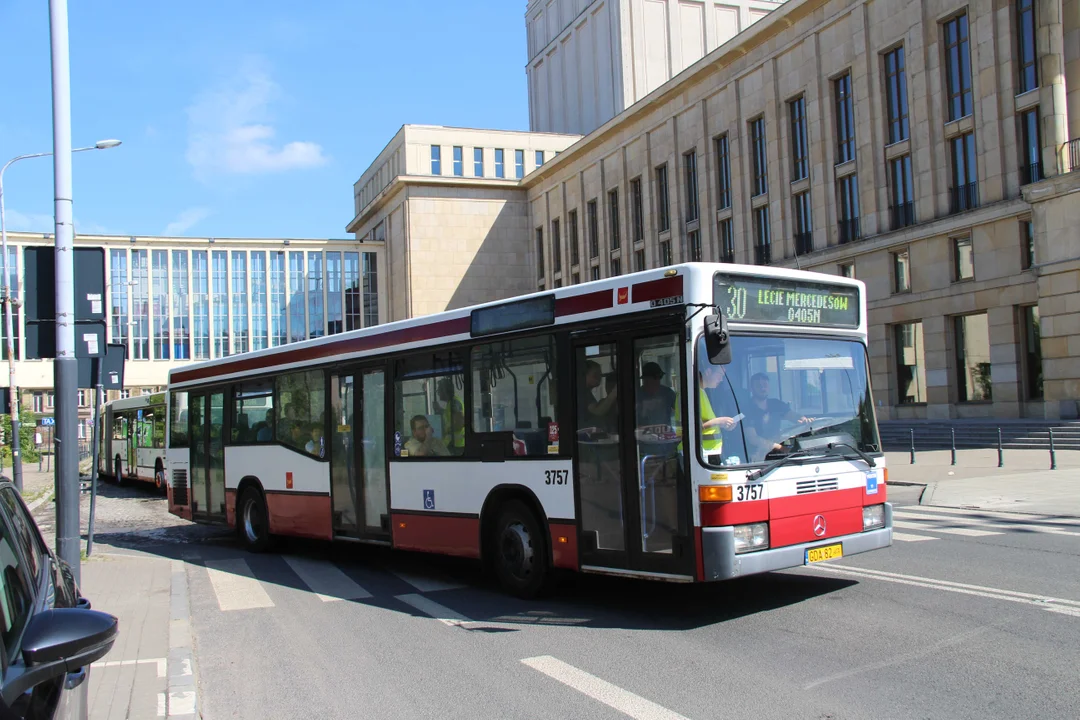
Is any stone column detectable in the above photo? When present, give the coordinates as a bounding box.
[922,315,954,419]
[1037,0,1071,174]
[1064,0,1080,142]
[987,305,1023,417]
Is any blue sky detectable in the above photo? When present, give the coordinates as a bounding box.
[0,0,530,240]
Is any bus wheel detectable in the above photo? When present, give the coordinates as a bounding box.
[154,465,167,496]
[492,500,549,599]
[114,457,124,486]
[238,488,271,553]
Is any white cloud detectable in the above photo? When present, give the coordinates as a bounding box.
[2,209,54,233]
[185,58,328,178]
[163,207,211,236]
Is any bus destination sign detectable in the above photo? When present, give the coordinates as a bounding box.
[713,273,860,328]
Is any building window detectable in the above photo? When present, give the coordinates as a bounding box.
[715,135,731,209]
[1023,305,1042,399]
[590,266,601,281]
[892,249,911,293]
[495,149,505,178]
[890,155,915,229]
[152,249,170,361]
[1020,107,1042,184]
[950,132,978,212]
[362,252,379,328]
[834,73,855,165]
[687,230,701,262]
[1017,0,1037,94]
[608,189,620,250]
[753,205,771,265]
[192,250,210,359]
[630,178,644,244]
[572,273,580,284]
[552,219,562,273]
[452,146,463,176]
[430,145,441,175]
[171,250,190,360]
[610,257,621,277]
[944,13,973,122]
[130,249,149,360]
[634,249,646,272]
[535,150,544,167]
[568,209,580,266]
[750,117,768,197]
[474,148,484,177]
[884,46,910,144]
[536,227,545,280]
[251,251,268,350]
[0,247,17,360]
[659,240,672,267]
[656,164,670,232]
[894,322,926,404]
[212,250,229,357]
[683,150,699,223]
[839,262,855,278]
[789,97,809,181]
[308,251,324,339]
[326,251,343,335]
[1021,219,1035,269]
[515,149,525,179]
[837,174,861,243]
[231,251,249,354]
[288,251,305,342]
[344,252,361,332]
[587,200,600,258]
[954,236,974,281]
[32,394,43,413]
[270,251,287,344]
[793,191,813,255]
[955,313,992,402]
[719,219,734,263]
[109,249,129,348]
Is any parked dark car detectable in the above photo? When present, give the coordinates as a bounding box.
[0,481,118,719]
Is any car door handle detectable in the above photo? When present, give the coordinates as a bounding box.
[64,667,87,690]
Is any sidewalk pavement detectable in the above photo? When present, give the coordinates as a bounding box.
[885,449,1080,517]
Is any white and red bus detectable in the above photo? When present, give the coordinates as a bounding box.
[165,263,891,595]
[99,393,169,492]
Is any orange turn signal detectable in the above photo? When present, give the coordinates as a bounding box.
[699,485,733,503]
[557,536,569,544]
[398,522,407,529]
[882,468,889,485]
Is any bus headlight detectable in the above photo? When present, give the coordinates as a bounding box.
[733,523,769,554]
[863,504,885,530]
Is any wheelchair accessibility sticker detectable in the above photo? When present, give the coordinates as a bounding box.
[423,489,436,510]
[866,472,878,495]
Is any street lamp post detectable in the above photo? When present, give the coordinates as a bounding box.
[0,138,121,491]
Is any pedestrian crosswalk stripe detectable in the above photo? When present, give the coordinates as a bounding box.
[396,593,472,627]
[898,505,1080,528]
[893,520,1000,537]
[891,531,938,542]
[393,570,466,593]
[204,559,275,611]
[283,556,372,602]
[894,510,1080,537]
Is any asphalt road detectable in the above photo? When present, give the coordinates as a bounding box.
[71,481,1080,720]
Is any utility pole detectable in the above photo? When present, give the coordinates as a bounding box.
[50,0,80,580]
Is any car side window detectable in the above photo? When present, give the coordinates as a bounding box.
[0,489,44,581]
[0,507,35,655]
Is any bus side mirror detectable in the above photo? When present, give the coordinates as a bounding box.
[704,314,732,365]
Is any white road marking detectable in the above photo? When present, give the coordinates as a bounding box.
[92,657,167,677]
[905,506,1080,527]
[812,564,1080,617]
[283,556,372,602]
[169,691,197,716]
[521,656,692,720]
[893,520,1000,536]
[157,693,166,717]
[393,570,466,593]
[891,531,938,542]
[396,593,472,627]
[894,509,1080,537]
[204,559,275,611]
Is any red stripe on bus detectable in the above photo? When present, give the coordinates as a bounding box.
[554,289,613,316]
[266,493,333,540]
[699,499,768,526]
[770,507,863,547]
[864,485,888,504]
[694,528,705,581]
[167,485,192,520]
[391,513,481,559]
[769,488,864,519]
[549,522,579,570]
[225,489,237,528]
[631,275,683,304]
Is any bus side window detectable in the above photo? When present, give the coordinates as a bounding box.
[233,380,274,444]
[169,391,189,448]
[470,335,556,456]
[394,352,464,458]
[275,371,326,458]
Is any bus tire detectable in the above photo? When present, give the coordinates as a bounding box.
[491,500,549,599]
[154,463,167,496]
[237,487,272,553]
[114,457,125,486]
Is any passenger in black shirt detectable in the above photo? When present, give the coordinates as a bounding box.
[579,360,619,433]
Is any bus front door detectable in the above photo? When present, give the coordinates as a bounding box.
[330,367,389,539]
[189,391,227,521]
[573,329,695,579]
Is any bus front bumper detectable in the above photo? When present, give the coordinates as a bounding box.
[701,502,893,581]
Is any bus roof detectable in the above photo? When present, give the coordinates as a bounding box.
[106,393,166,412]
[168,263,864,389]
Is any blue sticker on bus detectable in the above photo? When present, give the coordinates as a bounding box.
[423,489,435,510]
[866,472,878,495]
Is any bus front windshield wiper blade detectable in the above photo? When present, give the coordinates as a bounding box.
[746,450,812,482]
[825,441,876,469]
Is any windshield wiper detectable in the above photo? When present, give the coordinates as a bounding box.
[825,441,875,469]
[746,450,812,482]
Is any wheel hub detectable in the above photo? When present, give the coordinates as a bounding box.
[243,500,261,543]
[500,522,533,579]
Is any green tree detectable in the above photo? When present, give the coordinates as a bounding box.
[1,408,43,465]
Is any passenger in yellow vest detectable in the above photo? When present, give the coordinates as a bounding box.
[436,378,465,453]
[676,362,741,464]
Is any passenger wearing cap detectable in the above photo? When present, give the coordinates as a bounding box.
[636,361,677,427]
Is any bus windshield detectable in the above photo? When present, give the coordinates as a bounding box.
[695,335,879,466]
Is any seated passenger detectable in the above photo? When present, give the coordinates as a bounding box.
[305,424,324,457]
[743,373,812,461]
[256,408,275,442]
[404,415,449,457]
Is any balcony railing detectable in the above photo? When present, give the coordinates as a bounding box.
[838,218,861,245]
[1021,162,1043,185]
[754,243,771,265]
[1068,138,1080,173]
[719,251,735,264]
[890,202,916,230]
[794,232,814,256]
[950,182,979,213]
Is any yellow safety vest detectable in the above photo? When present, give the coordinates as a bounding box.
[675,388,723,453]
[442,395,465,450]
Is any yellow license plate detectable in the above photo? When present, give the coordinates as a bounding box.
[805,544,843,564]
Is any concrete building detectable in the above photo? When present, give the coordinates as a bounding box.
[3,231,384,438]
[526,0,788,135]
[346,125,580,320]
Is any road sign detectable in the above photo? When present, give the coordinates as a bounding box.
[39,417,55,426]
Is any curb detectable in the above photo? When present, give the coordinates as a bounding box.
[167,559,200,719]
[27,491,55,513]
